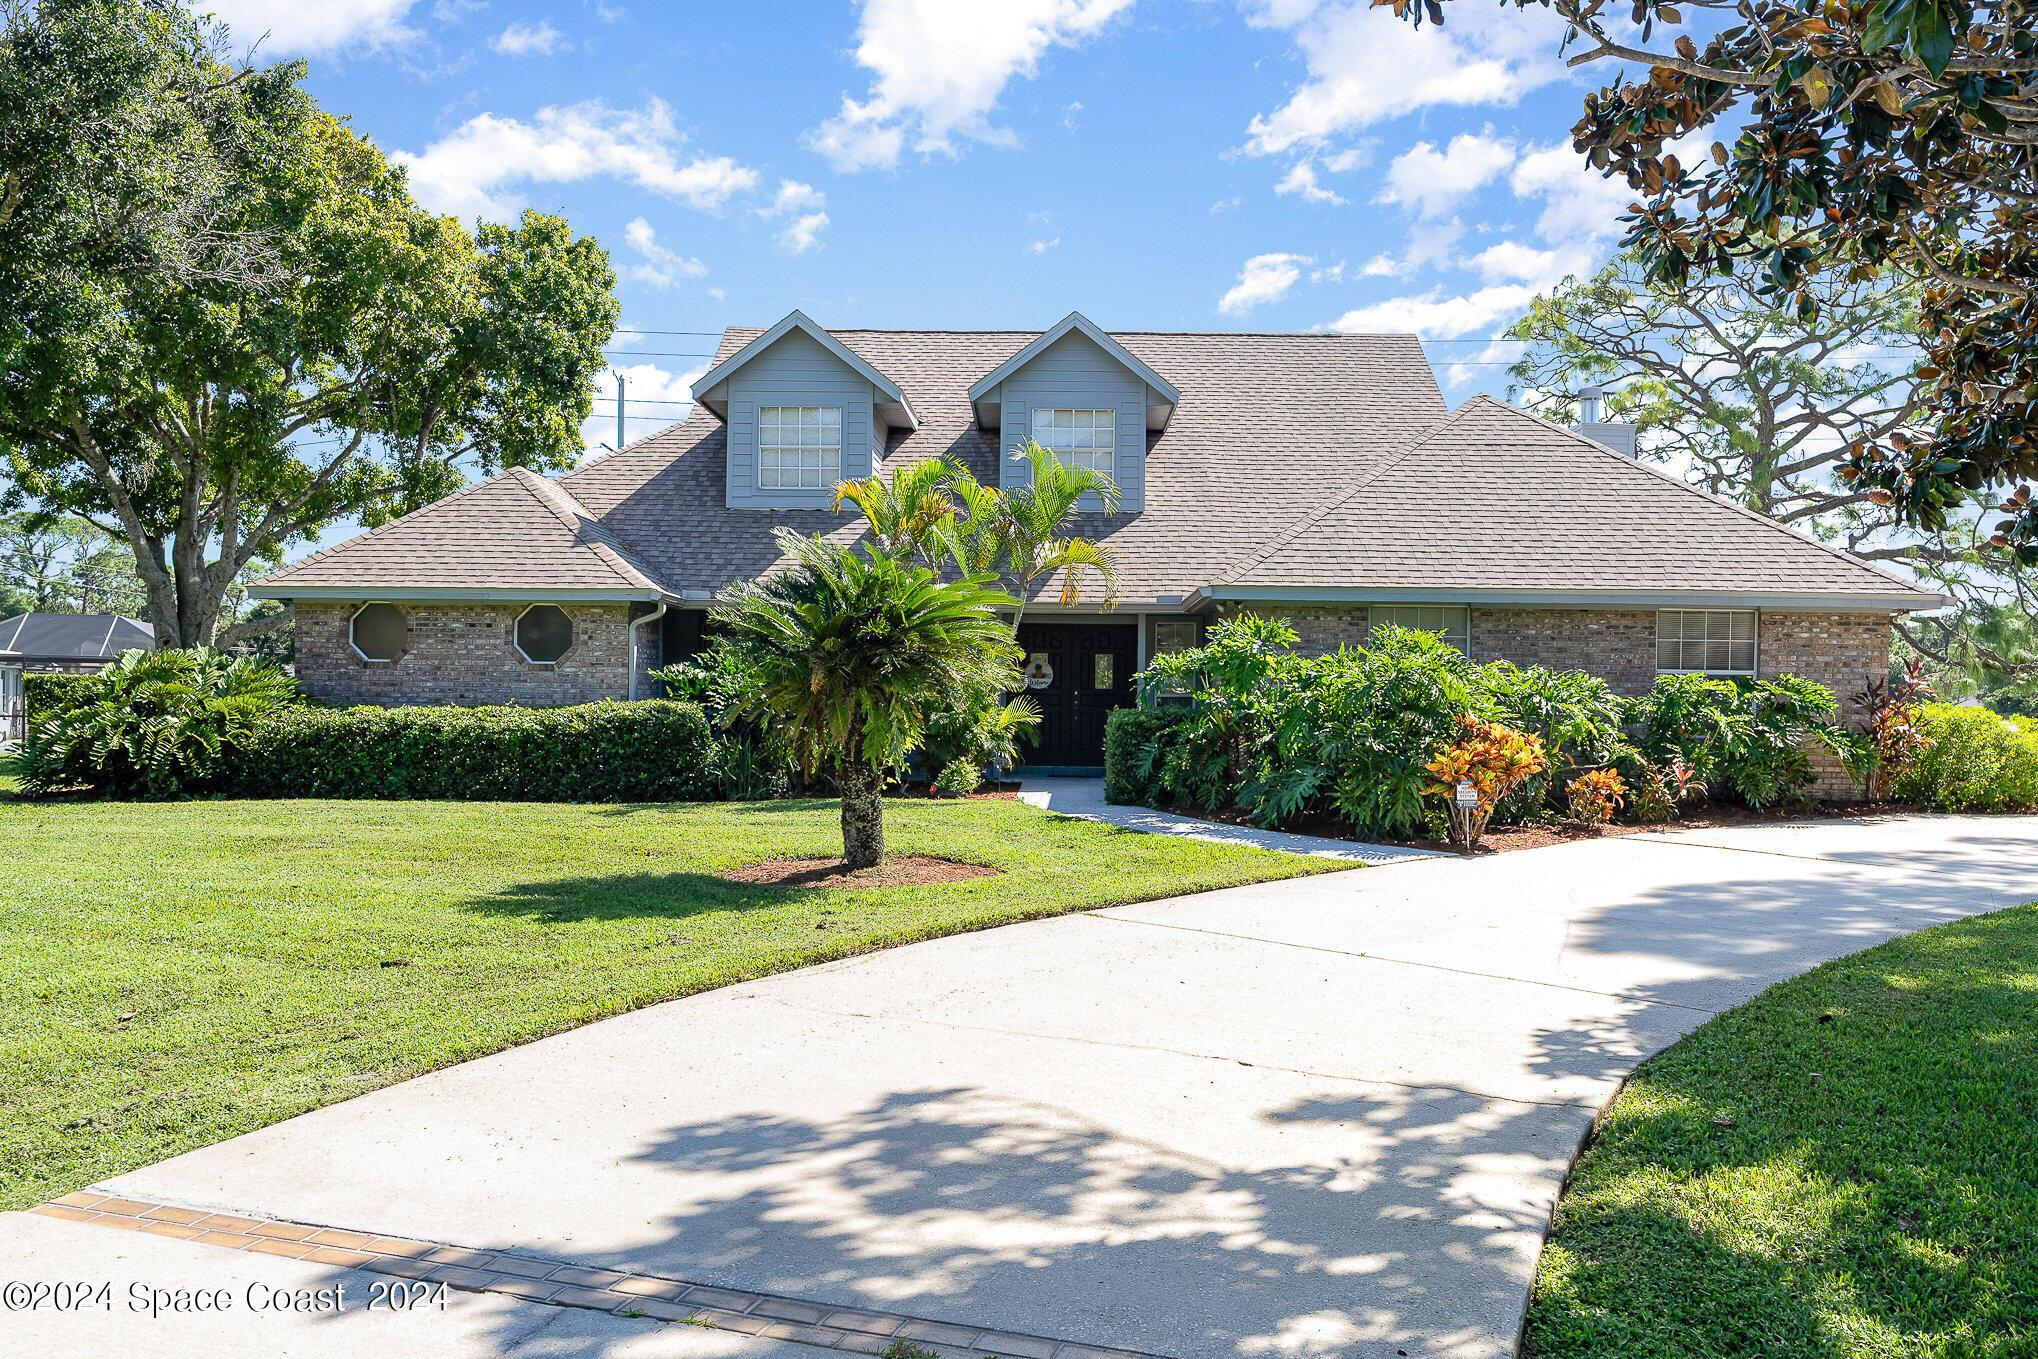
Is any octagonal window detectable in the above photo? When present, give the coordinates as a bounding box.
[350,603,406,662]
[515,604,573,664]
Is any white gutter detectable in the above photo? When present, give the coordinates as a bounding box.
[1182,585,1949,613]
[629,602,668,701]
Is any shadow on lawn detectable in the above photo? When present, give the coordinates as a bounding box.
[463,871,814,923]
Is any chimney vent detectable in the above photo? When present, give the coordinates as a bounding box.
[1573,384,1638,456]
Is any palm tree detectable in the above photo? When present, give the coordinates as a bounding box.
[831,443,1121,629]
[990,442,1120,630]
[715,530,1021,867]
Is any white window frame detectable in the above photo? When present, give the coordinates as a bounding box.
[757,405,842,491]
[1656,608,1758,677]
[1033,408,1117,482]
[348,601,407,664]
[513,603,575,666]
[1370,605,1470,654]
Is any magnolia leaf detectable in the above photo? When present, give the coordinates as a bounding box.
[1872,80,1904,115]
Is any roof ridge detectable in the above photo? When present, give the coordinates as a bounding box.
[512,469,670,594]
[1489,397,1937,597]
[1214,403,1479,585]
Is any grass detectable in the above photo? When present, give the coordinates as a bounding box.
[1525,903,2038,1359]
[0,789,1338,1210]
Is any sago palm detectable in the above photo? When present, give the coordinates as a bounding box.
[715,530,1021,867]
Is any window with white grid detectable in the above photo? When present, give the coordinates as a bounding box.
[1033,408,1117,481]
[1657,609,1756,675]
[1370,605,1469,654]
[757,406,842,490]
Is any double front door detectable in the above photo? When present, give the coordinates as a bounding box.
[1013,621,1139,768]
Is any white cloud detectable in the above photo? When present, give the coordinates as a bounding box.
[770,180,827,215]
[758,179,829,255]
[490,18,566,56]
[778,212,830,255]
[1209,196,1244,214]
[392,99,758,221]
[583,363,706,456]
[431,0,485,22]
[1508,141,1644,243]
[1470,240,1560,284]
[622,218,707,290]
[807,0,1134,171]
[1275,161,1345,205]
[205,0,422,56]
[1219,252,1312,315]
[1241,1,1569,158]
[1379,131,1515,219]
[1326,283,1540,339]
[1026,236,1060,254]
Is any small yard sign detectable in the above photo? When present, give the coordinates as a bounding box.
[1455,780,1478,808]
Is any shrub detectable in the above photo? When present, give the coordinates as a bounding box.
[1424,715,1546,849]
[1567,769,1627,825]
[1890,704,2038,811]
[1848,659,1938,799]
[654,643,797,799]
[1626,673,1836,807]
[1622,760,1675,824]
[18,649,298,798]
[217,700,721,802]
[1103,703,1196,805]
[23,672,97,723]
[1304,627,1478,838]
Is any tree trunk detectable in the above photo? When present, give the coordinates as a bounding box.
[838,759,885,869]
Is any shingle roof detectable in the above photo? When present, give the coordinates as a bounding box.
[561,327,1447,604]
[254,466,669,599]
[254,324,1940,613]
[0,613,154,660]
[1219,396,1940,606]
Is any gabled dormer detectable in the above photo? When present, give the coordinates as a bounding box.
[968,312,1180,514]
[690,310,919,510]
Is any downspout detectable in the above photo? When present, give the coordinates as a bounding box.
[629,602,668,701]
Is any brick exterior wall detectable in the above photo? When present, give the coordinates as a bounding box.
[1469,608,1660,695]
[1757,611,1891,703]
[294,602,661,707]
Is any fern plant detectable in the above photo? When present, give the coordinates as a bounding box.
[19,648,297,798]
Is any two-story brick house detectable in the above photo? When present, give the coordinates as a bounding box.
[252,310,1943,771]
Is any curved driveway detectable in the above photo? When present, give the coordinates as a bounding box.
[26,813,2038,1359]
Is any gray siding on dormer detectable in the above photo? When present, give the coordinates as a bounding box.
[993,331,1147,513]
[724,329,876,509]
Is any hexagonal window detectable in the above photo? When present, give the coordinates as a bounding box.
[515,604,573,664]
[350,603,407,662]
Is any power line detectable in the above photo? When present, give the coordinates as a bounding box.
[602,350,717,359]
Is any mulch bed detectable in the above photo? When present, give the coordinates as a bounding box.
[885,781,1022,801]
[1164,799,1922,857]
[720,854,1003,888]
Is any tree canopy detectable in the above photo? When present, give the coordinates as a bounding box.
[1380,0,2038,552]
[0,0,618,646]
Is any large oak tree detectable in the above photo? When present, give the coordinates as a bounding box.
[1,0,618,646]
[1380,0,2038,553]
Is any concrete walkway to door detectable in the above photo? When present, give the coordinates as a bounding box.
[1020,775,1443,863]
[16,813,2038,1359]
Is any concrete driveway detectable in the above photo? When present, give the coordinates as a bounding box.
[14,813,2038,1359]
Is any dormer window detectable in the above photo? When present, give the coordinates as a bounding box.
[1035,409,1117,481]
[759,406,841,490]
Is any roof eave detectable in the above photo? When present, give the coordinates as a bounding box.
[1185,585,1948,613]
[689,310,920,431]
[965,312,1183,428]
[249,585,675,604]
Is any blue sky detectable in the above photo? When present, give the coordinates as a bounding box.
[205,0,1645,472]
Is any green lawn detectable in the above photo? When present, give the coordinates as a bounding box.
[0,789,1337,1210]
[1526,903,2038,1358]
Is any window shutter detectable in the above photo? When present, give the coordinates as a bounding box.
[1116,398,1144,513]
[1003,403,1032,489]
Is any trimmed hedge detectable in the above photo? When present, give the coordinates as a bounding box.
[23,673,96,723]
[215,700,722,802]
[1103,703,1195,806]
